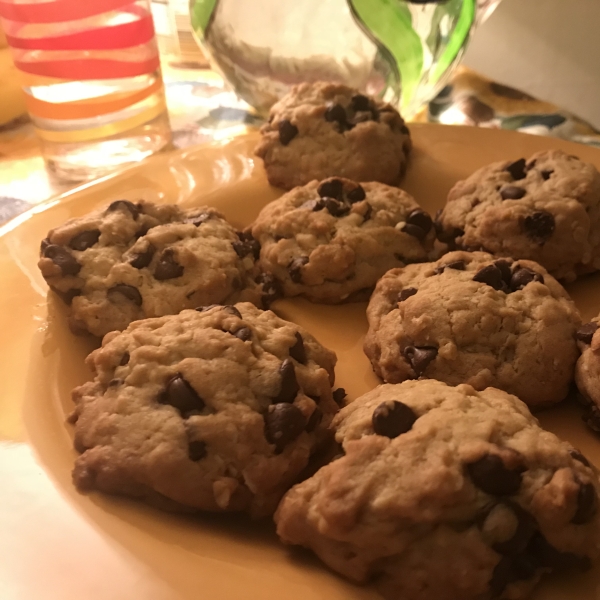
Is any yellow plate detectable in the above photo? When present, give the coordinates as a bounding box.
[2,124,600,600]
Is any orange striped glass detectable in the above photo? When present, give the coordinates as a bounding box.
[0,0,171,181]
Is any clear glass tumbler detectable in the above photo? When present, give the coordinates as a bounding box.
[0,0,172,182]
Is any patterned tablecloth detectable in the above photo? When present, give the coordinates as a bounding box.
[0,61,599,226]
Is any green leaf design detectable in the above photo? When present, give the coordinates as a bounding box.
[349,0,423,112]
[190,0,218,36]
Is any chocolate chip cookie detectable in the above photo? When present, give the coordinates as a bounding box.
[38,200,277,337]
[435,151,600,281]
[70,303,340,517]
[575,316,600,432]
[250,177,435,303]
[364,251,581,408]
[275,380,600,600]
[254,81,412,190]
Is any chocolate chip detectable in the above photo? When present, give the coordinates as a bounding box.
[120,352,130,366]
[323,198,350,217]
[576,322,599,344]
[347,185,366,203]
[570,449,591,467]
[154,248,184,280]
[529,532,591,572]
[510,267,544,291]
[274,359,299,404]
[108,378,123,387]
[473,264,506,291]
[159,374,205,417]
[40,238,50,253]
[324,103,348,128]
[398,287,418,302]
[305,407,323,432]
[403,346,437,377]
[540,169,553,181]
[349,94,369,112]
[278,120,298,145]
[197,304,219,312]
[490,504,535,556]
[233,237,261,260]
[129,244,155,269]
[289,332,307,364]
[264,403,306,452]
[106,200,140,219]
[43,245,81,276]
[490,555,535,598]
[406,209,432,235]
[372,400,417,439]
[523,211,555,242]
[402,223,427,240]
[434,260,466,274]
[465,454,522,496]
[51,287,81,305]
[256,272,283,307]
[435,225,464,245]
[494,259,513,284]
[506,158,526,180]
[222,305,242,318]
[188,440,207,461]
[288,256,309,283]
[333,388,347,406]
[500,186,526,200]
[107,284,142,306]
[233,327,251,341]
[185,211,212,226]
[69,229,101,251]
[317,179,344,200]
[572,482,597,524]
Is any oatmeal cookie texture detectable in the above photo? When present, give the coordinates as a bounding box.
[275,380,600,600]
[38,200,277,337]
[251,177,435,303]
[435,151,600,281]
[70,303,339,517]
[364,250,581,408]
[575,315,600,433]
[254,81,412,190]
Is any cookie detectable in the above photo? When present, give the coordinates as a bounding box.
[275,380,600,600]
[251,177,435,303]
[254,81,412,190]
[69,303,340,517]
[434,151,600,281]
[364,250,581,408]
[38,200,278,337]
[574,316,600,432]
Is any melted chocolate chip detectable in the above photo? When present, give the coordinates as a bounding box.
[159,374,205,417]
[466,454,522,496]
[233,237,261,260]
[274,359,299,404]
[372,400,417,439]
[107,284,142,306]
[233,327,252,341]
[490,504,535,556]
[106,200,140,219]
[264,403,306,452]
[323,198,350,217]
[305,407,323,432]
[494,259,513,285]
[529,532,591,571]
[500,186,526,200]
[289,332,307,364]
[317,179,344,201]
[120,352,130,366]
[51,287,81,305]
[185,212,213,226]
[434,260,466,274]
[154,249,184,280]
[324,103,348,129]
[576,322,599,344]
[69,229,101,251]
[278,120,298,145]
[435,225,464,245]
[402,223,427,241]
[332,388,347,406]
[222,305,242,318]
[540,169,553,181]
[510,267,544,291]
[188,440,207,461]
[256,272,284,307]
[490,555,535,598]
[289,256,309,283]
[108,378,123,387]
[406,209,432,235]
[572,482,597,524]
[403,346,437,377]
[43,245,81,276]
[350,94,371,112]
[570,449,591,467]
[129,244,155,269]
[473,264,506,291]
[347,185,366,203]
[506,158,527,180]
[398,287,418,302]
[523,211,555,242]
